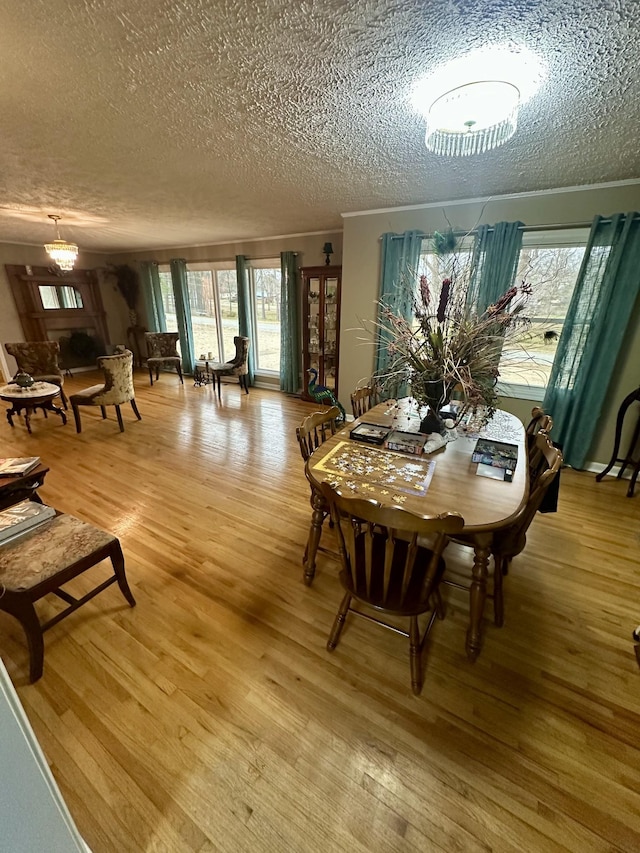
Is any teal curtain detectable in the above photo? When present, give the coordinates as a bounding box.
[543,211,640,469]
[375,230,424,378]
[139,261,166,332]
[467,221,524,312]
[236,255,255,385]
[280,251,300,393]
[169,258,195,374]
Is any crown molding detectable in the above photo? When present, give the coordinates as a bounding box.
[340,178,640,219]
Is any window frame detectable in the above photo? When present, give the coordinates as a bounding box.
[247,257,281,376]
[496,227,589,401]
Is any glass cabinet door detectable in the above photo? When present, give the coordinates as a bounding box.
[301,266,341,401]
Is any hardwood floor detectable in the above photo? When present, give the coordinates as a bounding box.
[1,370,639,852]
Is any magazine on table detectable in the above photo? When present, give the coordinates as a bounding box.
[0,457,41,478]
[0,500,55,545]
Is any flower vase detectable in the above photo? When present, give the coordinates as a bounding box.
[419,404,446,435]
[413,378,449,435]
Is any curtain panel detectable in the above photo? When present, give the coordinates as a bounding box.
[375,230,424,380]
[467,220,524,312]
[235,255,255,385]
[279,251,300,393]
[169,259,195,375]
[139,261,166,333]
[543,211,640,469]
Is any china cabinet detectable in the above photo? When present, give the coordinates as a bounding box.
[301,265,341,400]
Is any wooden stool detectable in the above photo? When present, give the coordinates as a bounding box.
[0,513,136,682]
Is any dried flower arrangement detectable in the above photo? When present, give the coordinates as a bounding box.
[375,231,531,429]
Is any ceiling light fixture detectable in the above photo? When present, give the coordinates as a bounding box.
[44,214,78,271]
[425,80,520,157]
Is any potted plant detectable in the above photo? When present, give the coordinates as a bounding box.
[110,264,140,327]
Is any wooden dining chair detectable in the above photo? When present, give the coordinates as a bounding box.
[296,406,341,585]
[350,384,380,420]
[444,432,563,627]
[320,481,464,695]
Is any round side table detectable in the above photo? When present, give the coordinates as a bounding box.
[0,382,67,434]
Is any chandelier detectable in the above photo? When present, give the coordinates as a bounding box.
[425,81,520,157]
[44,214,78,272]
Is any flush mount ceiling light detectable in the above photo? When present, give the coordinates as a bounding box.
[425,80,520,157]
[44,214,78,271]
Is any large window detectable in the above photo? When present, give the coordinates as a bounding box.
[158,259,281,374]
[417,229,588,399]
[498,229,588,395]
[249,259,281,373]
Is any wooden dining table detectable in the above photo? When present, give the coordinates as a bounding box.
[305,400,528,661]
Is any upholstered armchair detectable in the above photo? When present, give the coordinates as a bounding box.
[145,332,183,386]
[69,349,142,433]
[209,336,250,400]
[4,341,68,409]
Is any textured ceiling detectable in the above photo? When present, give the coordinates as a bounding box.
[0,0,639,252]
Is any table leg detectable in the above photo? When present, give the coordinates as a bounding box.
[23,406,33,435]
[6,406,15,427]
[45,399,67,426]
[466,533,492,661]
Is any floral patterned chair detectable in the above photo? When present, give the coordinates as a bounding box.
[144,332,183,386]
[209,336,250,400]
[0,511,136,682]
[69,349,142,433]
[4,341,68,409]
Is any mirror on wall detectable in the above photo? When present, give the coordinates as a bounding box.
[38,284,84,309]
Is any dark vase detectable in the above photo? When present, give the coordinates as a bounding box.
[414,378,449,435]
[419,404,446,435]
[14,371,34,389]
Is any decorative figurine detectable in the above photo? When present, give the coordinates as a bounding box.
[307,368,346,422]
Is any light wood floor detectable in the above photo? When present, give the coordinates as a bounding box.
[1,371,639,853]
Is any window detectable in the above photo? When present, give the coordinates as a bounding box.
[158,259,282,375]
[158,264,238,363]
[248,259,281,373]
[498,229,588,397]
[416,229,588,399]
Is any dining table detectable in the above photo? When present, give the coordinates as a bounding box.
[304,399,528,661]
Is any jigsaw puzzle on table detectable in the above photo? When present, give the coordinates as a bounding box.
[312,441,437,502]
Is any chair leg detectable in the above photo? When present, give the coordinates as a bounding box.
[177,364,184,384]
[156,368,160,381]
[108,541,137,607]
[100,406,107,419]
[149,367,154,386]
[130,399,142,421]
[0,592,45,682]
[242,375,249,394]
[60,387,69,410]
[72,403,82,433]
[303,490,326,585]
[409,615,423,695]
[327,592,351,650]
[115,405,125,432]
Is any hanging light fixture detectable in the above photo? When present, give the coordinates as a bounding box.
[44,214,78,271]
[425,80,520,157]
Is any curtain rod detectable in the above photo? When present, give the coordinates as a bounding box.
[389,214,640,240]
[152,252,297,265]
